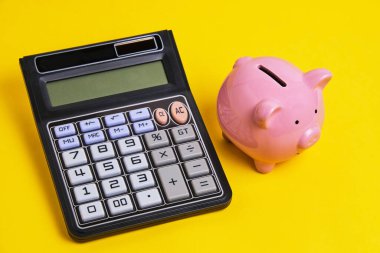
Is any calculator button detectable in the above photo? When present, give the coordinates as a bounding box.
[79,118,101,133]
[177,141,203,161]
[106,194,134,216]
[154,108,169,126]
[78,201,106,223]
[132,120,155,134]
[89,142,116,162]
[95,159,122,179]
[144,130,170,149]
[117,136,143,155]
[73,183,100,204]
[129,170,156,191]
[108,125,130,139]
[67,165,94,186]
[101,176,128,197]
[135,188,163,209]
[129,108,151,122]
[62,148,88,168]
[170,101,189,125]
[83,130,105,145]
[170,125,197,144]
[183,159,210,178]
[157,165,190,202]
[104,113,126,127]
[150,147,177,167]
[53,123,76,138]
[190,176,218,196]
[58,135,80,151]
[122,153,149,173]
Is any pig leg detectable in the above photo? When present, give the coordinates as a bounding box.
[222,132,232,143]
[254,160,275,173]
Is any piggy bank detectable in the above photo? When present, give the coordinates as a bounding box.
[217,57,332,173]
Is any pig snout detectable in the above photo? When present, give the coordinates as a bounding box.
[298,127,321,150]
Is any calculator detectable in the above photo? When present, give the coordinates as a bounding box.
[20,30,231,240]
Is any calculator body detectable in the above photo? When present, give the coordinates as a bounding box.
[20,30,231,240]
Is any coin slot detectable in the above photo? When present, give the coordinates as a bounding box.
[258,65,287,87]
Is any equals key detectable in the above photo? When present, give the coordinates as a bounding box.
[191,176,218,196]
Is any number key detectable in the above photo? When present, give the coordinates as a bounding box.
[66,165,94,186]
[106,194,134,216]
[62,148,88,168]
[117,136,143,155]
[122,153,149,173]
[73,183,100,204]
[95,159,122,179]
[101,176,128,197]
[78,201,106,223]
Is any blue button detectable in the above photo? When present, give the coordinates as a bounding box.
[132,120,155,134]
[58,136,80,151]
[108,125,131,139]
[129,108,151,122]
[104,113,126,127]
[83,130,105,145]
[79,118,101,133]
[54,123,76,138]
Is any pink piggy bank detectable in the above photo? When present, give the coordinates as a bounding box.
[217,57,332,173]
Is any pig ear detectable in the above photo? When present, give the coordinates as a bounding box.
[304,68,332,90]
[233,57,253,68]
[253,99,282,129]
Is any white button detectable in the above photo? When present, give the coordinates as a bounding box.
[62,148,88,168]
[79,118,101,133]
[135,188,163,209]
[95,159,122,179]
[58,135,80,151]
[108,125,130,139]
[104,113,126,127]
[78,201,105,223]
[89,142,115,162]
[54,123,76,138]
[83,130,105,145]
[117,136,143,155]
[101,176,128,197]
[73,183,100,204]
[66,165,94,186]
[128,108,151,122]
[132,120,155,134]
[122,153,149,173]
[129,170,155,191]
[106,194,134,216]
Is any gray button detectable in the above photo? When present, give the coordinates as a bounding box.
[89,142,116,162]
[157,165,190,202]
[135,188,163,209]
[73,183,100,204]
[170,125,197,144]
[150,147,177,167]
[67,165,94,186]
[183,159,210,178]
[191,176,218,196]
[62,148,88,168]
[117,136,143,155]
[177,141,203,161]
[106,194,134,216]
[78,201,105,223]
[144,130,170,149]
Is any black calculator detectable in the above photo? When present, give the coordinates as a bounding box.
[20,30,231,240]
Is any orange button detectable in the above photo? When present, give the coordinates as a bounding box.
[154,108,169,126]
[170,101,189,124]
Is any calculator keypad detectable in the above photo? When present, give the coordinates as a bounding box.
[49,97,222,226]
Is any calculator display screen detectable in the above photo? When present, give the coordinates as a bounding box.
[46,61,168,107]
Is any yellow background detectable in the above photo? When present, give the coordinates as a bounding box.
[0,0,379,252]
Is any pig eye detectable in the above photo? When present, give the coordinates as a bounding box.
[315,109,318,114]
[295,120,299,125]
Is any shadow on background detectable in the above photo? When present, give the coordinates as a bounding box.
[1,73,71,241]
